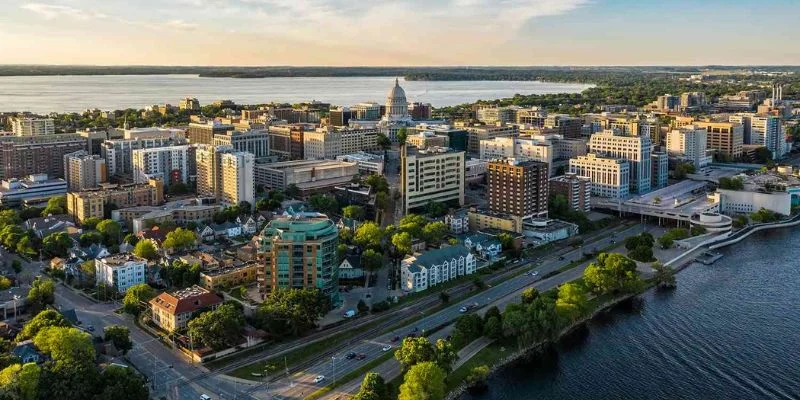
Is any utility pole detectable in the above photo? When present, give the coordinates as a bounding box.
[331,356,336,386]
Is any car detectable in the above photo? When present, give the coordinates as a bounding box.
[356,353,366,360]
[200,395,212,400]
[412,327,419,332]
[406,332,416,338]
[345,352,356,360]
[313,375,325,383]
[459,306,468,313]
[365,293,372,298]
[382,345,393,352]
[558,256,565,260]
[87,325,95,332]
[391,335,400,342]
[610,240,616,244]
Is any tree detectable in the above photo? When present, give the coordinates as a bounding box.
[424,201,448,218]
[718,176,744,190]
[284,184,300,199]
[465,365,490,390]
[439,291,450,304]
[132,239,158,260]
[96,219,121,246]
[354,222,383,250]
[0,276,10,290]
[583,253,642,295]
[188,303,245,351]
[0,362,40,400]
[342,205,365,221]
[395,337,436,371]
[483,316,503,340]
[81,217,103,230]
[497,233,514,250]
[357,299,369,314]
[673,162,696,179]
[122,283,156,315]
[629,244,654,262]
[103,325,133,354]
[162,227,197,252]
[123,233,139,246]
[42,196,66,216]
[11,259,22,273]
[652,262,677,289]
[398,214,427,238]
[452,313,484,348]
[93,364,149,400]
[360,249,383,287]
[26,278,55,314]
[308,194,339,215]
[353,372,389,400]
[555,282,588,321]
[398,362,445,400]
[159,260,201,287]
[422,221,448,244]
[376,132,391,150]
[33,326,95,364]
[79,231,104,247]
[42,232,72,257]
[365,175,389,194]
[392,232,413,256]
[18,207,44,221]
[16,236,36,257]
[658,235,674,249]
[254,288,330,337]
[434,338,458,373]
[521,287,539,304]
[17,309,71,341]
[167,182,190,195]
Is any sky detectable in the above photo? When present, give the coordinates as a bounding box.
[1,0,799,66]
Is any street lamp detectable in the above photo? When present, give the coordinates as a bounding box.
[12,295,20,319]
[331,356,337,386]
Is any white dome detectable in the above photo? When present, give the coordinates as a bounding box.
[387,78,407,102]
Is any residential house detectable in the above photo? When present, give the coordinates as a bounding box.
[199,262,259,290]
[136,225,175,246]
[444,210,470,235]
[338,253,364,280]
[239,216,259,236]
[149,285,223,332]
[463,233,502,259]
[12,340,43,364]
[411,239,427,253]
[23,215,77,238]
[400,245,476,293]
[213,221,242,238]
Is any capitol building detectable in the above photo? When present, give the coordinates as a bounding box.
[377,78,415,142]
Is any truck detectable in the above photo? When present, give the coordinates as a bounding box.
[343,309,356,318]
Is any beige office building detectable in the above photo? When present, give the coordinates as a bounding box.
[401,146,465,213]
[697,122,744,160]
[63,150,107,191]
[569,154,630,199]
[303,127,379,160]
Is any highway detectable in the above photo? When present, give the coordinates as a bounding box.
[239,223,647,399]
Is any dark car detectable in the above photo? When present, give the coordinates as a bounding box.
[558,256,565,260]
[406,332,417,338]
[356,353,366,360]
[391,335,400,342]
[345,352,356,360]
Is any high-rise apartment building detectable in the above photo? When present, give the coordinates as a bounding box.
[651,152,669,189]
[408,102,432,120]
[352,103,382,121]
[213,129,270,159]
[187,121,234,145]
[10,117,55,136]
[196,145,254,205]
[328,107,353,127]
[256,212,339,302]
[101,137,183,176]
[132,145,191,187]
[268,124,306,160]
[679,92,707,111]
[63,150,107,191]
[544,114,583,138]
[0,134,87,180]
[488,159,548,218]
[401,146,465,213]
[219,151,255,206]
[730,114,784,159]
[476,106,518,125]
[697,121,744,160]
[549,173,591,213]
[479,136,553,176]
[569,154,630,198]
[588,129,651,194]
[123,127,185,140]
[665,125,711,168]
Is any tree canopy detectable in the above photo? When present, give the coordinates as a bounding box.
[583,252,643,295]
[353,372,389,400]
[42,232,72,258]
[188,303,245,351]
[162,227,197,251]
[17,309,71,341]
[254,288,330,338]
[104,325,133,354]
[26,278,55,314]
[398,362,446,400]
[132,239,158,260]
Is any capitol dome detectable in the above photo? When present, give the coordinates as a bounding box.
[385,78,409,120]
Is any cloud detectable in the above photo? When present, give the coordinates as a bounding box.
[19,3,108,20]
[166,19,198,30]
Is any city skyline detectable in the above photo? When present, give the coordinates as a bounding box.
[2,0,800,66]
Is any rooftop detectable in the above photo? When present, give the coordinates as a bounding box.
[405,245,471,268]
[100,253,147,266]
[149,285,223,315]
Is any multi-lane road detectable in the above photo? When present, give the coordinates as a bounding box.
[233,223,647,399]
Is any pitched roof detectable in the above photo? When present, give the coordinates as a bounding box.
[149,285,223,315]
[410,245,470,267]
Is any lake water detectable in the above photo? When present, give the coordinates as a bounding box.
[0,75,593,114]
[463,227,800,400]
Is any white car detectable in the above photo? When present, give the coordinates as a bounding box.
[531,271,539,276]
[382,345,393,352]
[313,375,325,383]
[458,306,468,313]
[200,395,211,400]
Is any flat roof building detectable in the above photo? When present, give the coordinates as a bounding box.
[401,146,465,213]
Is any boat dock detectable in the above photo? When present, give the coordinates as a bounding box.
[695,251,723,265]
